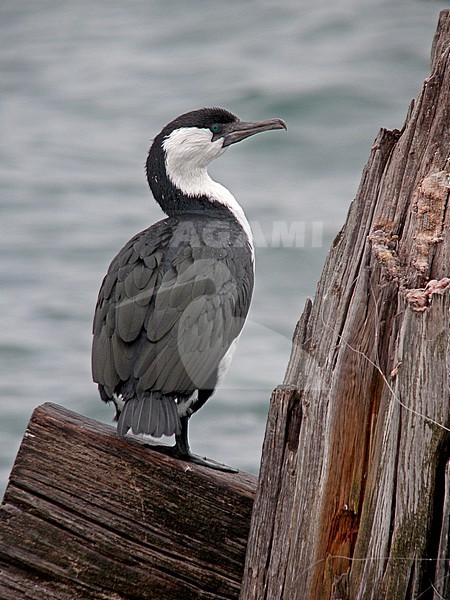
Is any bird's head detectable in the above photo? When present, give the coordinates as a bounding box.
[146,107,286,215]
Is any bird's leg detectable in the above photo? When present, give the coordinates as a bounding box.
[174,416,238,473]
[174,416,191,455]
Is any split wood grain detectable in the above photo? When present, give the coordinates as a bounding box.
[0,403,256,599]
[241,10,450,600]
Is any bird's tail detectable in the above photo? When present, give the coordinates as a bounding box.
[117,392,181,438]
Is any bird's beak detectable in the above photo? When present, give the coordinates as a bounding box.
[222,118,287,147]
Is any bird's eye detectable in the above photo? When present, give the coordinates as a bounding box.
[209,124,222,134]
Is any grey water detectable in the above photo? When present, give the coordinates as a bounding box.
[0,0,445,497]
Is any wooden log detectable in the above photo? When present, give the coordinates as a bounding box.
[0,403,256,599]
[240,10,450,600]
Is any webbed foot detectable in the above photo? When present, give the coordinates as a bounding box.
[143,415,239,473]
[179,451,239,473]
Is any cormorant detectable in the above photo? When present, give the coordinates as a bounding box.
[92,107,286,471]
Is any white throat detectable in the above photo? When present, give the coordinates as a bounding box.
[162,127,254,247]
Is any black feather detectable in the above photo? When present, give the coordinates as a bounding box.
[117,393,181,438]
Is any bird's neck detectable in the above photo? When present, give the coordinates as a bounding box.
[170,166,253,239]
[147,148,253,244]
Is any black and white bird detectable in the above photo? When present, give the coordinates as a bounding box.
[92,107,286,471]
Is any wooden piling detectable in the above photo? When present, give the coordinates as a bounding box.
[240,10,450,600]
[0,403,256,599]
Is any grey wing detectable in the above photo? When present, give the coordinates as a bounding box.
[92,224,169,398]
[92,219,254,400]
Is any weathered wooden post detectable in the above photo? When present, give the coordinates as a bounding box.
[240,10,450,600]
[0,404,256,599]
